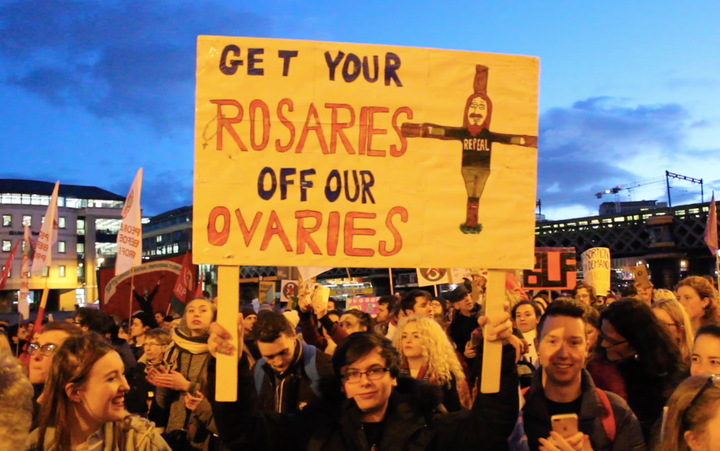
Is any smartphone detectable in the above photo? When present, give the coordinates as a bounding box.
[551,414,578,439]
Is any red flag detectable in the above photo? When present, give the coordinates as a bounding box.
[706,194,718,256]
[173,252,193,302]
[0,240,20,290]
[195,275,204,298]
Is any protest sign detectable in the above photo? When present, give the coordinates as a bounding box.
[523,247,577,290]
[259,280,276,305]
[416,268,450,285]
[193,36,539,269]
[280,279,299,303]
[581,247,611,296]
[347,296,379,316]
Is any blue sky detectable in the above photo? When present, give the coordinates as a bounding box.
[1,0,718,219]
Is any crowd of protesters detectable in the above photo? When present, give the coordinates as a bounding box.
[3,273,720,451]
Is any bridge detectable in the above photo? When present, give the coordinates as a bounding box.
[535,201,718,288]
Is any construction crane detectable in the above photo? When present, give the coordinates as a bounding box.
[595,177,665,213]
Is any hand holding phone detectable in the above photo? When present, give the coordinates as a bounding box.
[551,413,578,439]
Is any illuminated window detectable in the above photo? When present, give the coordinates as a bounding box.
[59,241,66,253]
[59,266,66,277]
[59,217,66,228]
[1,240,10,252]
[23,215,32,226]
[2,215,10,227]
[77,243,85,253]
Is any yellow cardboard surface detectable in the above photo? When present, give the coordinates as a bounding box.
[194,36,539,269]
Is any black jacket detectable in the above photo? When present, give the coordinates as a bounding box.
[209,343,518,451]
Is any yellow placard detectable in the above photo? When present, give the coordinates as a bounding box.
[194,36,539,269]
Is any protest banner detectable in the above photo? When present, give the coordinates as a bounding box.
[416,268,450,286]
[31,181,59,332]
[581,247,611,296]
[522,247,577,290]
[347,296,379,316]
[19,224,32,319]
[98,256,192,319]
[194,36,539,398]
[116,169,143,275]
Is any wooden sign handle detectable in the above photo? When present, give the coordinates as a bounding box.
[480,269,504,394]
[216,265,239,402]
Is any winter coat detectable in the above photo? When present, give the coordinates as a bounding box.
[512,368,645,451]
[255,341,335,414]
[208,343,518,451]
[26,416,171,451]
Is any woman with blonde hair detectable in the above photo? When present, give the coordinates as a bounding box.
[657,374,720,451]
[653,288,676,302]
[393,315,471,411]
[676,276,720,333]
[653,298,695,364]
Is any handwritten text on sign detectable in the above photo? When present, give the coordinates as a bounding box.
[193,36,539,268]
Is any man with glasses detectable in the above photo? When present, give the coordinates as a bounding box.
[510,300,645,451]
[206,311,519,451]
[27,321,81,428]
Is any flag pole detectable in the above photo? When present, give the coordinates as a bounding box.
[34,276,49,333]
[388,268,394,295]
[129,273,135,320]
[15,311,21,357]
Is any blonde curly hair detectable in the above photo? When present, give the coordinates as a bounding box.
[393,315,466,388]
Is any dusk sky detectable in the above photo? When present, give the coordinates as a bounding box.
[1,0,718,220]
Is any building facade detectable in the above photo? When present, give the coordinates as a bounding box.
[0,179,126,312]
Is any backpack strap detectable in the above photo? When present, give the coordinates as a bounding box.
[595,388,616,443]
[253,358,266,396]
[521,386,616,443]
[301,343,322,399]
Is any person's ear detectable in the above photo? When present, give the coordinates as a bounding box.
[684,430,703,450]
[702,297,711,309]
[392,377,397,387]
[65,382,82,402]
[404,309,414,317]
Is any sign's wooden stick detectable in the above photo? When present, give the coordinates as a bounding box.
[216,265,239,402]
[480,269,504,394]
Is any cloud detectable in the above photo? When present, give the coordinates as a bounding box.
[108,169,192,216]
[537,97,699,217]
[0,0,269,130]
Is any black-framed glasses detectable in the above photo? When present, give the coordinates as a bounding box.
[683,374,720,428]
[27,343,58,357]
[599,333,627,347]
[343,367,390,384]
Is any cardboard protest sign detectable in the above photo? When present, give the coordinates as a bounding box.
[581,247,611,296]
[347,296,379,315]
[631,264,652,289]
[416,268,450,285]
[258,280,276,305]
[280,279,299,303]
[193,36,539,269]
[523,247,577,290]
[310,283,331,312]
[449,268,471,284]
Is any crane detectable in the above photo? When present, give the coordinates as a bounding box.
[595,177,665,213]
